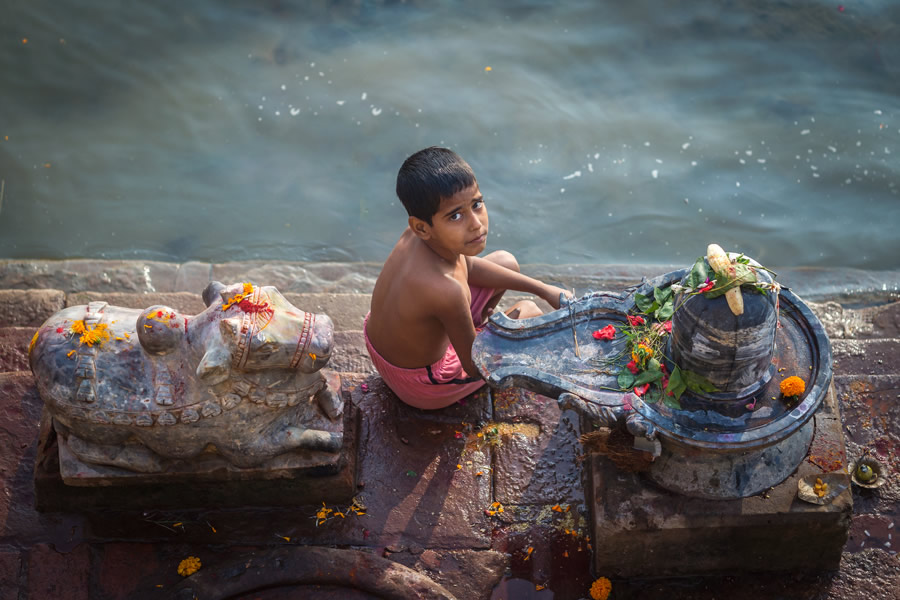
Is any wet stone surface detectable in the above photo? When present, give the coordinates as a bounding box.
[2,262,900,599]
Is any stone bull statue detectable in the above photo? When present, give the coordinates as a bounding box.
[28,281,344,473]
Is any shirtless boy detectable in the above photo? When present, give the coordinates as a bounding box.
[365,147,571,409]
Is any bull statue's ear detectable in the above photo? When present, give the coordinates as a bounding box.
[202,281,227,307]
[197,347,230,385]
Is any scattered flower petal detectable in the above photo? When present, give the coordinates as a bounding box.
[177,556,201,577]
[592,324,616,340]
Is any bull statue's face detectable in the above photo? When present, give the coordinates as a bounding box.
[193,282,334,385]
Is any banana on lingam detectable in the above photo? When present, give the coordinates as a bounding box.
[706,243,744,316]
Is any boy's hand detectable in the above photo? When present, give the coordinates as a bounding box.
[542,285,574,310]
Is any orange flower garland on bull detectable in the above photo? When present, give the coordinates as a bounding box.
[590,248,780,409]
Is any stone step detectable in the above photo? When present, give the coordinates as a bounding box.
[4,258,900,302]
[831,339,900,377]
[0,327,34,373]
[0,290,66,327]
[810,300,900,340]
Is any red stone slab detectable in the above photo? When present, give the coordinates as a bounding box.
[25,543,90,600]
[492,389,586,506]
[0,550,22,600]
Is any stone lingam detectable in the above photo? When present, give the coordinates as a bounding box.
[473,245,851,576]
[30,281,358,509]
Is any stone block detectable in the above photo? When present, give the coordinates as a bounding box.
[26,543,90,600]
[387,549,509,600]
[95,543,161,600]
[64,291,206,314]
[832,339,900,377]
[589,389,852,577]
[211,262,381,294]
[283,293,371,332]
[0,327,34,372]
[834,374,900,514]
[35,394,360,510]
[0,549,22,600]
[331,332,375,374]
[173,261,212,292]
[493,405,585,506]
[0,289,65,327]
[0,260,179,293]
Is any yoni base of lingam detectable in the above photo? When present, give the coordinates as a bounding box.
[473,244,851,575]
[29,282,359,509]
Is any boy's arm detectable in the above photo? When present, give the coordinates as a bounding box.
[432,280,481,379]
[467,256,571,309]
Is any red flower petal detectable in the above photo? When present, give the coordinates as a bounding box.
[626,360,640,375]
[592,324,616,340]
[663,321,672,333]
[627,315,645,327]
[634,383,650,397]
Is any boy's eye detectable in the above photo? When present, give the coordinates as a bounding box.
[449,213,462,222]
[473,200,484,210]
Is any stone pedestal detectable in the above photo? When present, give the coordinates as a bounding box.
[589,384,851,577]
[34,395,360,511]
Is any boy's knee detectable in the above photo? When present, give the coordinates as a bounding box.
[487,250,520,273]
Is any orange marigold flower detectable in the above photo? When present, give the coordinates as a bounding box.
[780,376,806,398]
[589,576,612,600]
[71,320,87,335]
[177,556,201,577]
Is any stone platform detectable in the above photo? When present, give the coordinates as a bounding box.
[590,384,852,577]
[0,259,899,600]
[33,394,360,511]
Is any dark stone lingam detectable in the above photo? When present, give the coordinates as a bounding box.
[472,263,833,499]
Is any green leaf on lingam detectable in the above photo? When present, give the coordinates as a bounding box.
[633,359,663,386]
[686,257,709,290]
[662,394,683,410]
[705,262,758,299]
[654,286,674,305]
[655,298,675,321]
[617,371,635,390]
[683,370,719,394]
[665,366,687,402]
[634,292,658,314]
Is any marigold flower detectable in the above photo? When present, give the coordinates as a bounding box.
[627,315,645,327]
[590,576,612,600]
[780,376,806,398]
[592,324,616,340]
[177,556,201,577]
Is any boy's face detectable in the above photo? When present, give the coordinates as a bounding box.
[411,183,489,259]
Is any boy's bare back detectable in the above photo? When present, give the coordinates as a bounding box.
[367,227,472,371]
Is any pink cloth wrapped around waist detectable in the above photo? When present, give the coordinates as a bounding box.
[364,285,494,410]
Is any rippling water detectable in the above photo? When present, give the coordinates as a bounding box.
[0,0,897,269]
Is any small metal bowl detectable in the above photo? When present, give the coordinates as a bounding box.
[849,456,887,489]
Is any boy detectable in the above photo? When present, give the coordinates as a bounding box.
[365,147,571,409]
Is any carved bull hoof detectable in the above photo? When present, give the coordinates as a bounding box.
[29,282,344,474]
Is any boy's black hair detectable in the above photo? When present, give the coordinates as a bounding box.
[396,147,476,225]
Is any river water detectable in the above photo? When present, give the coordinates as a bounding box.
[0,0,898,270]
